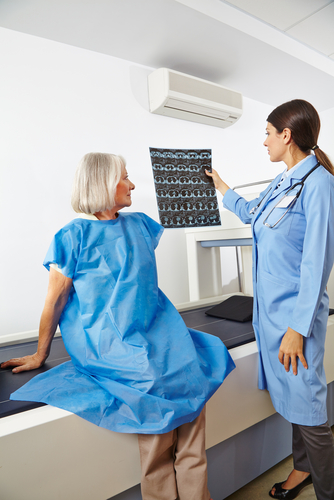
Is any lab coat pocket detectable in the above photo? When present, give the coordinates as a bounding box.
[258,269,299,329]
[263,207,293,232]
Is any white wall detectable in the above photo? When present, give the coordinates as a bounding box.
[319,106,334,161]
[319,106,334,308]
[3,26,331,338]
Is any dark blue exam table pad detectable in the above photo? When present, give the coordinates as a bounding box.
[0,307,255,418]
[0,337,71,418]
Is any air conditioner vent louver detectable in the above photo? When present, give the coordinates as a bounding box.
[148,68,242,129]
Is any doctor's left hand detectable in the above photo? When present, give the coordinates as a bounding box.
[278,327,308,375]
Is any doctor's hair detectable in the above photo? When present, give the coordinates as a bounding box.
[71,152,126,214]
[267,99,334,175]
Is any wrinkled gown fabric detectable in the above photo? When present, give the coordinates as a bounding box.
[223,155,334,425]
[11,213,235,434]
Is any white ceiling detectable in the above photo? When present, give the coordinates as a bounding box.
[224,0,334,58]
[1,0,334,111]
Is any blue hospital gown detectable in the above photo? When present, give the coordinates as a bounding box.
[223,155,334,426]
[11,212,235,433]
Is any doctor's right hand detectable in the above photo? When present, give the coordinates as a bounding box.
[205,169,231,196]
[0,353,47,373]
[278,327,308,375]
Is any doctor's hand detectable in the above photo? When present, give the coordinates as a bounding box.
[278,327,308,375]
[0,353,47,374]
[205,169,230,196]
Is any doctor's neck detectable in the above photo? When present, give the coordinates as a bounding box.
[285,145,308,171]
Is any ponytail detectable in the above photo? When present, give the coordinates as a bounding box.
[313,148,334,176]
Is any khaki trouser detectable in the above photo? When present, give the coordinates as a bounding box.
[137,407,211,500]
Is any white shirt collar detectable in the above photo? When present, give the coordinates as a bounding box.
[280,155,312,183]
[76,213,99,220]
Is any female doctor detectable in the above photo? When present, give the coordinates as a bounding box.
[207,100,334,500]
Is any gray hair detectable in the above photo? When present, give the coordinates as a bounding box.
[71,152,126,214]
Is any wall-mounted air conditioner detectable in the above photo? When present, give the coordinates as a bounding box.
[148,68,242,128]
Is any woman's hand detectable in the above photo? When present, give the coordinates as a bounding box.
[1,353,47,373]
[278,327,308,375]
[205,169,231,196]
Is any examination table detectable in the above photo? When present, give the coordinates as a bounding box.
[1,305,334,500]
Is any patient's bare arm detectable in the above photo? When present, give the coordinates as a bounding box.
[1,268,72,373]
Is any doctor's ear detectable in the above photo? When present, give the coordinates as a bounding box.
[282,128,292,144]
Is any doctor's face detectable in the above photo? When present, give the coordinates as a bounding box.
[263,123,286,163]
[114,165,135,210]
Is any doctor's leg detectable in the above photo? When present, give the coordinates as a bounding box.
[295,422,334,500]
[291,423,311,472]
[270,424,312,498]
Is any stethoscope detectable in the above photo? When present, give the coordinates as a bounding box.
[249,162,321,228]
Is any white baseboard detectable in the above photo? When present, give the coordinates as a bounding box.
[0,328,61,347]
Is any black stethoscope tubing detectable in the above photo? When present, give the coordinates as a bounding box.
[262,162,321,228]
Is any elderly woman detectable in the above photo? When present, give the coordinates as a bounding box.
[207,100,334,500]
[1,152,235,500]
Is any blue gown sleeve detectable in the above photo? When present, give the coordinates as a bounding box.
[289,170,334,337]
[43,225,80,279]
[137,213,164,250]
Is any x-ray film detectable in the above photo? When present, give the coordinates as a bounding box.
[149,148,221,228]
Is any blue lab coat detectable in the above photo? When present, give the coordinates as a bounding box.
[11,212,235,433]
[223,155,334,425]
